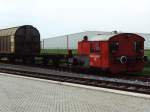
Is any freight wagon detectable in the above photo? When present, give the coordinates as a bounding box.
[0,25,40,61]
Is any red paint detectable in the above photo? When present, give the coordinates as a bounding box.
[78,41,90,55]
[89,41,109,68]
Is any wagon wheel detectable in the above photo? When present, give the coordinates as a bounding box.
[23,57,33,65]
[8,57,15,63]
[30,57,35,64]
[42,57,49,65]
[52,58,60,67]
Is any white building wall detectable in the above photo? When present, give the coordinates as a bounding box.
[138,33,150,49]
[42,31,110,49]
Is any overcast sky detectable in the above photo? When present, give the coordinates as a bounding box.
[0,0,150,39]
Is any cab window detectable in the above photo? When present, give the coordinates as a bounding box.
[134,41,143,52]
[110,41,119,52]
[90,42,100,53]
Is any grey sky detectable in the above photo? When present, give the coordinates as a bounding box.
[0,0,150,39]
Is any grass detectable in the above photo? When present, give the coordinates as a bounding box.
[41,49,150,75]
[41,49,77,55]
[135,62,150,76]
[144,50,150,57]
[137,50,150,75]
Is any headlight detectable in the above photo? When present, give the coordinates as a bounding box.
[120,56,127,64]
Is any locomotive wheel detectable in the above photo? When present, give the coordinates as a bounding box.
[42,58,49,65]
[23,57,33,64]
[30,57,35,64]
[23,58,28,64]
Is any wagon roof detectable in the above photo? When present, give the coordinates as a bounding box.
[89,34,117,41]
[0,27,19,37]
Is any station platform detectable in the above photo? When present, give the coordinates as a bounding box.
[0,73,150,112]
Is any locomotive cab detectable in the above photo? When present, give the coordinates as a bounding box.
[108,33,146,73]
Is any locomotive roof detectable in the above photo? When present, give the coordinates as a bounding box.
[89,33,144,41]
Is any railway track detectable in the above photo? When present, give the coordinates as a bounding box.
[0,63,150,95]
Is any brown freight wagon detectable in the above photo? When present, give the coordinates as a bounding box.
[0,25,40,60]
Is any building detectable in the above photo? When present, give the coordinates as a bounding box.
[41,31,150,50]
[138,33,150,49]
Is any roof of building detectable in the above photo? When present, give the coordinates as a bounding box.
[89,34,117,41]
[45,31,114,40]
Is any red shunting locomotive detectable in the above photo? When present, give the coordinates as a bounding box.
[76,33,148,74]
